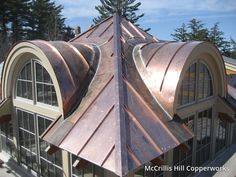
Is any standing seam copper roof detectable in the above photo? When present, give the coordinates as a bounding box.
[41,14,194,177]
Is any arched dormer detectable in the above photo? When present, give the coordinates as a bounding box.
[133,41,227,117]
[1,40,100,117]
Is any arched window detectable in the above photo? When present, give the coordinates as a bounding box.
[178,62,213,106]
[174,61,215,177]
[16,60,58,106]
[198,63,213,99]
[13,60,63,177]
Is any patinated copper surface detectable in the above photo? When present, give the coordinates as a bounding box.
[41,14,194,177]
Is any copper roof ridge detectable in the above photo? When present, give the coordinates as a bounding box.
[113,13,128,177]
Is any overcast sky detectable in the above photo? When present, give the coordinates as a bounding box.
[55,0,236,40]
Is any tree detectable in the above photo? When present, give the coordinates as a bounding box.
[93,0,149,30]
[8,0,31,43]
[0,1,11,61]
[171,19,233,57]
[171,23,188,41]
[63,26,75,41]
[230,38,236,59]
[187,18,209,41]
[28,0,70,41]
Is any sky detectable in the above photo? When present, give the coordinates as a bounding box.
[55,0,236,41]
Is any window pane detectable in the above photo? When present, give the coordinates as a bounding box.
[35,63,58,106]
[37,83,44,103]
[178,63,196,106]
[17,80,22,97]
[198,63,213,99]
[196,108,212,166]
[94,165,104,177]
[36,63,43,82]
[43,67,51,83]
[84,163,93,177]
[173,115,194,177]
[16,62,33,100]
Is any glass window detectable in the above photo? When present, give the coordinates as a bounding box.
[0,121,14,156]
[16,109,63,177]
[134,162,164,177]
[17,109,38,172]
[178,63,196,105]
[71,154,104,177]
[16,62,33,100]
[178,62,213,106]
[173,115,194,177]
[16,60,58,106]
[196,108,212,166]
[198,63,213,99]
[215,118,228,153]
[35,63,58,106]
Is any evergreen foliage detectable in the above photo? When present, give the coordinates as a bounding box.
[0,0,75,62]
[172,19,236,58]
[93,0,149,31]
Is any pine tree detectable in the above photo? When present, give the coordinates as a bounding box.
[171,23,188,41]
[187,18,209,41]
[230,38,236,59]
[172,19,233,57]
[63,26,75,41]
[93,0,149,30]
[28,0,68,40]
[0,1,11,41]
[208,22,230,55]
[8,0,31,43]
[0,1,11,61]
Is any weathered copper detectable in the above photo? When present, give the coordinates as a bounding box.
[41,14,194,177]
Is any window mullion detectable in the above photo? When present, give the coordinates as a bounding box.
[32,60,37,104]
[196,62,199,102]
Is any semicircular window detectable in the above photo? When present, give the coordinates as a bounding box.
[178,62,213,106]
[16,60,58,106]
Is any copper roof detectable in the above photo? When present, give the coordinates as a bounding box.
[41,14,194,176]
[1,40,100,116]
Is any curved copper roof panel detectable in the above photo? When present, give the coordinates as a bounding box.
[1,40,100,116]
[134,41,227,116]
[31,40,100,116]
